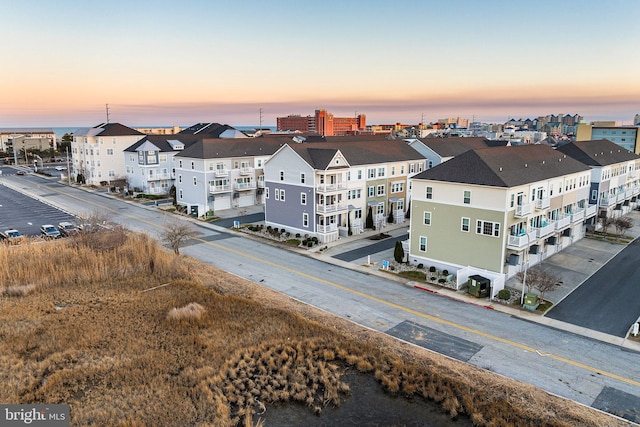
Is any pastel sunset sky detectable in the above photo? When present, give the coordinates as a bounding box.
[1,0,639,127]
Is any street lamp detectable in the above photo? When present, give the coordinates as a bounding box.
[520,231,530,305]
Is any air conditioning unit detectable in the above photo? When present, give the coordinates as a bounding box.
[546,236,557,245]
[562,228,572,237]
[529,245,540,254]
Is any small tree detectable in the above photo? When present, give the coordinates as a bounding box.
[366,206,374,230]
[394,240,405,263]
[405,201,411,219]
[599,214,614,234]
[169,185,177,206]
[388,209,394,224]
[159,220,197,255]
[532,269,561,303]
[614,216,633,236]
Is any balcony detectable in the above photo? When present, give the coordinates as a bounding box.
[571,209,585,223]
[515,203,533,218]
[240,167,254,176]
[535,197,550,210]
[507,231,537,250]
[585,204,597,218]
[599,196,616,207]
[534,221,556,239]
[317,223,338,233]
[316,203,348,214]
[147,173,172,181]
[234,181,256,191]
[316,182,347,193]
[257,178,265,188]
[214,169,229,177]
[616,192,626,203]
[210,183,232,193]
[554,215,571,230]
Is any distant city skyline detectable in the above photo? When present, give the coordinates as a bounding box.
[1,0,639,127]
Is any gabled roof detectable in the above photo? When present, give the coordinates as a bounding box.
[175,138,287,159]
[412,145,590,188]
[92,123,144,137]
[124,134,201,153]
[417,137,490,158]
[289,146,342,170]
[556,139,640,166]
[178,122,236,137]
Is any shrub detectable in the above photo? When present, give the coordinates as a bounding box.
[266,226,272,232]
[438,278,446,284]
[295,233,301,238]
[280,229,286,234]
[301,239,308,246]
[430,276,437,281]
[273,228,279,233]
[398,271,426,280]
[311,237,319,243]
[166,303,206,322]
[429,266,436,273]
[497,289,511,300]
[4,284,37,297]
[307,241,314,248]
[286,239,301,246]
[417,263,424,269]
[442,269,449,276]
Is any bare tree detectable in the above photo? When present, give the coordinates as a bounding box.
[159,220,197,255]
[614,216,633,236]
[73,210,126,251]
[599,214,614,234]
[532,269,561,303]
[517,268,539,295]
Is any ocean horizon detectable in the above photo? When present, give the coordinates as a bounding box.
[37,126,275,139]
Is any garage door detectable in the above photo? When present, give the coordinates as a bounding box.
[213,194,231,212]
[237,193,254,207]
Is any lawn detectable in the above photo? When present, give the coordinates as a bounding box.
[0,231,628,426]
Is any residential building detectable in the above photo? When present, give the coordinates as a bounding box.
[0,128,56,152]
[263,137,425,243]
[124,135,200,195]
[408,145,597,289]
[276,110,366,136]
[437,117,469,129]
[71,123,145,185]
[575,123,640,153]
[557,139,640,222]
[406,137,492,170]
[173,138,285,217]
[276,115,315,133]
[134,126,182,135]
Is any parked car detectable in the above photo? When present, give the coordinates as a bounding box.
[54,166,67,171]
[16,170,25,176]
[1,229,24,245]
[40,224,61,239]
[58,222,79,237]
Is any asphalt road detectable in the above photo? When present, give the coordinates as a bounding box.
[1,172,639,423]
[546,237,640,337]
[333,233,408,262]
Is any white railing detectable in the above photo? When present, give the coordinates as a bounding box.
[210,184,231,193]
[515,203,533,217]
[215,169,229,177]
[316,203,348,214]
[317,224,338,233]
[534,221,556,238]
[555,215,571,230]
[585,204,597,218]
[240,167,254,176]
[507,231,537,250]
[316,182,347,193]
[257,178,265,188]
[599,196,616,207]
[536,197,550,210]
[616,192,626,203]
[571,209,585,223]
[234,181,256,190]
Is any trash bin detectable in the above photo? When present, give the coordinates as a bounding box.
[468,275,490,298]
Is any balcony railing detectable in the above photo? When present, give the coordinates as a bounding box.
[316,203,348,214]
[317,224,338,233]
[585,204,597,218]
[554,215,571,230]
[515,203,533,217]
[240,167,254,176]
[599,196,616,207]
[316,182,347,193]
[234,181,256,190]
[257,179,265,188]
[616,192,626,203]
[214,169,229,177]
[536,197,550,210]
[210,184,232,193]
[534,221,556,239]
[507,231,537,250]
[570,209,585,223]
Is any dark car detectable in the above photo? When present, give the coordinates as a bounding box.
[40,224,61,239]
[58,221,79,237]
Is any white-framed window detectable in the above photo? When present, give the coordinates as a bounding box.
[461,217,470,232]
[280,170,285,181]
[368,168,375,178]
[303,213,309,227]
[426,186,433,199]
[410,164,416,173]
[357,170,362,180]
[193,177,197,186]
[159,154,167,163]
[419,236,427,252]
[591,189,597,201]
[178,175,182,183]
[300,172,305,184]
[510,194,515,207]
[108,170,115,177]
[279,189,285,201]
[423,211,431,226]
[376,204,385,215]
[463,190,471,204]
[179,189,183,199]
[179,160,183,168]
[348,189,362,199]
[476,220,500,237]
[377,167,385,177]
[391,166,396,175]
[191,161,195,170]
[391,182,404,193]
[301,193,306,205]
[265,187,269,198]
[368,186,375,197]
[257,159,263,168]
[401,165,405,174]
[353,209,362,219]
[377,185,385,196]
[106,149,114,155]
[275,188,280,200]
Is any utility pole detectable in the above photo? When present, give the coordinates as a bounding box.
[259,108,263,130]
[66,146,71,185]
[106,104,111,123]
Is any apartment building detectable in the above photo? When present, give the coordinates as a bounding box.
[408,145,597,287]
[263,137,425,242]
[575,123,640,153]
[277,110,366,136]
[71,123,145,185]
[0,128,56,152]
[406,137,492,169]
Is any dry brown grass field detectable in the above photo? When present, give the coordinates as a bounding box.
[0,231,629,426]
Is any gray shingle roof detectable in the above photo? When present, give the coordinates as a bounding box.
[93,123,144,136]
[418,137,491,157]
[413,144,590,187]
[556,139,639,166]
[175,138,287,159]
[124,134,202,153]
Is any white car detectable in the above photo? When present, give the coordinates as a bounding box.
[55,166,67,171]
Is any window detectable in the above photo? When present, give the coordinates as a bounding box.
[510,194,514,208]
[178,175,182,183]
[391,166,395,175]
[376,204,385,215]
[280,171,284,181]
[191,161,195,170]
[377,185,385,196]
[300,173,305,183]
[419,236,427,252]
[423,212,431,226]
[409,164,416,173]
[391,182,404,193]
[179,160,183,168]
[193,177,197,186]
[348,189,361,199]
[303,213,309,227]
[159,154,167,163]
[368,168,375,178]
[591,190,598,201]
[301,193,306,205]
[357,170,362,180]
[476,220,500,237]
[279,189,285,201]
[367,186,375,197]
[275,188,280,200]
[179,189,183,199]
[463,190,471,204]
[353,209,362,219]
[257,159,263,168]
[377,167,384,177]
[400,165,405,174]
[106,149,114,155]
[461,217,470,232]
[265,188,269,198]
[108,170,115,177]
[426,186,433,199]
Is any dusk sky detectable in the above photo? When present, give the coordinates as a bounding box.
[1,0,639,128]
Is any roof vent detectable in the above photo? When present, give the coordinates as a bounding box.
[524,163,527,168]
[542,160,545,165]
[499,167,503,172]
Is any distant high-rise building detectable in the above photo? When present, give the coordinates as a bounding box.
[276,109,366,136]
[576,123,640,153]
[634,114,640,126]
